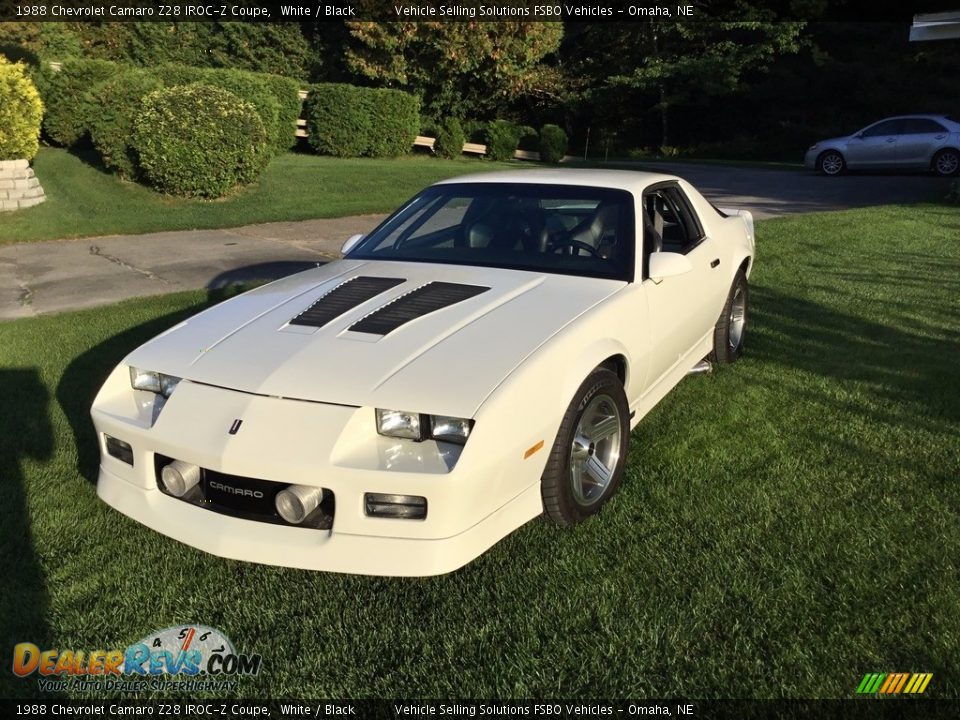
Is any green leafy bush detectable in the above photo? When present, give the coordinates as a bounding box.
[153,64,295,155]
[133,84,270,198]
[539,124,568,164]
[257,72,303,153]
[305,84,371,158]
[462,119,487,144]
[87,70,163,178]
[0,57,43,160]
[306,83,419,158]
[36,58,119,146]
[366,88,420,158]
[434,117,465,159]
[517,125,538,152]
[485,120,520,161]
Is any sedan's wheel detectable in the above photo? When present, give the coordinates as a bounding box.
[710,269,749,365]
[933,149,960,177]
[817,151,845,176]
[541,369,629,527]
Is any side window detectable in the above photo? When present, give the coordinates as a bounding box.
[643,186,703,256]
[902,118,947,135]
[862,120,902,138]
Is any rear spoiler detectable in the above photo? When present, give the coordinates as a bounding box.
[717,207,755,246]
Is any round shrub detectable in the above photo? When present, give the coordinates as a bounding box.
[485,120,520,161]
[87,70,163,179]
[133,84,270,198]
[36,58,119,146]
[434,117,465,160]
[366,88,420,158]
[539,124,568,164]
[517,125,538,152]
[0,57,43,160]
[305,84,371,158]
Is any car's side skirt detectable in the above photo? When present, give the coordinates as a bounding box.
[628,332,712,431]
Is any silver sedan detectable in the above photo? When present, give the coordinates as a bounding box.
[804,115,960,177]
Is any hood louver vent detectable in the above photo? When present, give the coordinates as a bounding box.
[349,282,490,336]
[289,276,405,328]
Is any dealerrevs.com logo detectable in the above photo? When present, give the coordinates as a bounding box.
[12,625,262,693]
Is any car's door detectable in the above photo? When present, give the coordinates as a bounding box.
[640,184,725,390]
[897,118,949,168]
[845,119,903,168]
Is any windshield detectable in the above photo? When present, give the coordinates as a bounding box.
[348,182,635,281]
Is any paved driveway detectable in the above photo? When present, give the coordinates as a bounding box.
[0,164,952,320]
[636,161,951,219]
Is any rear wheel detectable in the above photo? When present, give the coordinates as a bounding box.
[541,369,629,528]
[710,270,749,365]
[933,149,960,177]
[817,150,845,176]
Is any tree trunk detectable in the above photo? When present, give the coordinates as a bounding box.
[659,87,669,148]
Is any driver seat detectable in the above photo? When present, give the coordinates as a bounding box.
[568,202,619,256]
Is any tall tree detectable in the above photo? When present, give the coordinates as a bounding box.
[566,13,803,148]
[344,20,562,118]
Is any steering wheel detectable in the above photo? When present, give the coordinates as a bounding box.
[552,238,603,257]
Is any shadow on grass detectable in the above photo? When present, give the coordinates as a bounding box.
[750,283,960,430]
[55,286,250,486]
[0,369,58,699]
[56,258,328,486]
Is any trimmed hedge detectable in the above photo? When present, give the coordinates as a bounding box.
[133,84,270,198]
[36,58,119,146]
[485,120,520,161]
[0,57,43,160]
[306,83,419,158]
[434,117,465,159]
[87,70,163,178]
[153,64,293,155]
[517,125,538,152]
[305,84,371,157]
[539,124,568,164]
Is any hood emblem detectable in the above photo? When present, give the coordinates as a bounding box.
[228,419,243,435]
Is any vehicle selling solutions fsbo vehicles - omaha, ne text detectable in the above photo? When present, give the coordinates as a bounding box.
[91,170,755,576]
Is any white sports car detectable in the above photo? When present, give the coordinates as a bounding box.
[92,169,755,576]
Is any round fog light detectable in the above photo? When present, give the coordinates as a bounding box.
[160,460,201,497]
[275,485,324,524]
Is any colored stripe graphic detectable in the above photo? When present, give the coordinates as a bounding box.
[857,672,932,695]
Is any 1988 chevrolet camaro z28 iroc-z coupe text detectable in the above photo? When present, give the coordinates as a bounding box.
[92,170,755,576]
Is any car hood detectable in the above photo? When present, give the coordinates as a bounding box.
[125,259,624,417]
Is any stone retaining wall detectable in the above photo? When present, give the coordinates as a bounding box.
[0,159,46,212]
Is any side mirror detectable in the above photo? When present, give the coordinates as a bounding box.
[853,131,864,139]
[340,233,363,255]
[648,251,693,283]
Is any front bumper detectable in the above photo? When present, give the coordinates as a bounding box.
[803,148,818,170]
[91,371,546,576]
[97,464,542,576]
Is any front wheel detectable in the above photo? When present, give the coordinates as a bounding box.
[710,270,749,365]
[933,149,960,177]
[817,150,845,176]
[541,369,630,528]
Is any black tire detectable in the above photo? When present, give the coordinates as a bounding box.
[710,269,749,365]
[541,368,630,528]
[816,150,845,176]
[932,148,960,177]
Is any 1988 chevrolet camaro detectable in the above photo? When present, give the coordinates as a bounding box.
[92,169,755,576]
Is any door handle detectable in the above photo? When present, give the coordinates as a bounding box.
[886,137,896,143]
[710,258,720,268]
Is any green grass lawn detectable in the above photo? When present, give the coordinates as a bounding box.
[0,148,516,245]
[1,205,958,700]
